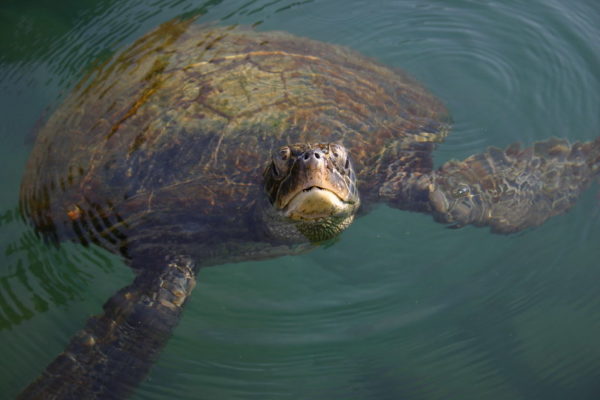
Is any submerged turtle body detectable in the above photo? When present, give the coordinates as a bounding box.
[21,19,447,266]
[18,17,600,400]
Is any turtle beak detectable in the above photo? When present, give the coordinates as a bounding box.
[276,148,356,220]
[283,186,349,220]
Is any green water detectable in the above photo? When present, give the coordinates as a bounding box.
[1,0,600,399]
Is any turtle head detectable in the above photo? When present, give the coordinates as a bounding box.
[262,143,360,243]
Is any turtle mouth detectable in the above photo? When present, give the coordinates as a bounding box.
[283,186,350,220]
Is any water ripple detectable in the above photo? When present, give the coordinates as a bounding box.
[295,0,600,163]
[2,1,600,399]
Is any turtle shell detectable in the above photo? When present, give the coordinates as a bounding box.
[20,18,449,263]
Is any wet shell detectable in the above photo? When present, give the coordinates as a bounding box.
[20,18,449,261]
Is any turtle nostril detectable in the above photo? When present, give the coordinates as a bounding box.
[302,150,323,163]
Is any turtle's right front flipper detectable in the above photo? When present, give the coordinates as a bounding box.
[18,255,196,400]
[427,137,600,233]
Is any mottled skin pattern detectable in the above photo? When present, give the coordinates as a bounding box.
[262,143,359,242]
[18,17,600,399]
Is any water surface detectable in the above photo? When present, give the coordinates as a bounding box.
[1,1,600,399]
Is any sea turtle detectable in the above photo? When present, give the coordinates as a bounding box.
[18,17,600,399]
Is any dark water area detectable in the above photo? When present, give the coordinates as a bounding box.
[1,1,600,399]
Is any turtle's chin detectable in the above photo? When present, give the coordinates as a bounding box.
[275,186,357,243]
[260,186,357,243]
[283,186,352,221]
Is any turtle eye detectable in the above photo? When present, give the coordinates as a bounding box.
[272,148,290,179]
[329,143,349,170]
[330,143,342,154]
[279,146,290,161]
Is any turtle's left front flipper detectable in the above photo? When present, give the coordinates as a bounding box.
[18,255,196,400]
[426,137,600,233]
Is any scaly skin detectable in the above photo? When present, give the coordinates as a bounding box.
[18,256,196,400]
[428,137,600,232]
[17,16,600,400]
[381,137,600,233]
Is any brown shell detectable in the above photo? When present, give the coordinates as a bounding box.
[20,18,449,260]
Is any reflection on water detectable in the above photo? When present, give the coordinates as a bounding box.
[0,207,121,331]
[1,0,600,399]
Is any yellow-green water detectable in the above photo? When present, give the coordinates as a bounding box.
[1,1,600,399]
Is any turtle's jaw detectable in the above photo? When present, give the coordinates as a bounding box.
[283,186,353,220]
[262,143,360,243]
